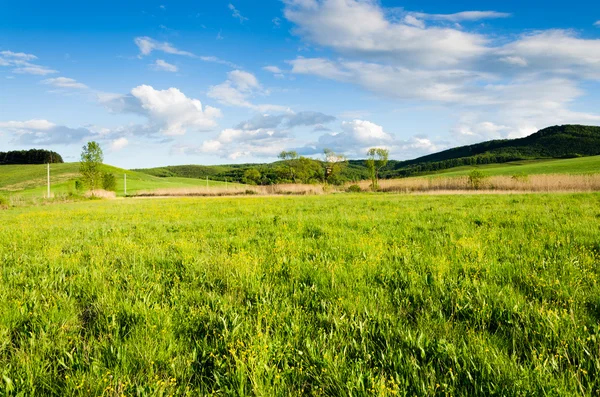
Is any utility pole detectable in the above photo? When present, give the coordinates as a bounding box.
[47,163,50,198]
[124,173,127,196]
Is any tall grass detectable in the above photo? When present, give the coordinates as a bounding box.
[353,174,600,193]
[0,194,599,395]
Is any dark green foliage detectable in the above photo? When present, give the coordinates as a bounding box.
[0,149,64,165]
[102,173,116,191]
[346,184,362,193]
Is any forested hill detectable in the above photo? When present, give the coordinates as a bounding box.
[0,149,64,165]
[374,124,600,177]
[136,124,600,183]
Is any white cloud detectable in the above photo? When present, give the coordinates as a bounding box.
[0,51,37,61]
[152,59,178,72]
[100,85,222,136]
[184,128,292,159]
[13,65,57,75]
[0,50,59,76]
[207,70,288,112]
[110,137,129,151]
[594,20,600,27]
[403,15,425,29]
[229,3,248,23]
[272,17,282,27]
[497,30,600,79]
[284,0,489,67]
[235,111,335,130]
[43,77,88,89]
[134,36,195,57]
[410,11,511,23]
[302,119,394,156]
[289,57,492,103]
[499,56,528,67]
[263,65,283,74]
[0,119,55,130]
[0,119,93,145]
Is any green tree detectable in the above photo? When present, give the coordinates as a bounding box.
[243,168,261,185]
[323,149,347,185]
[278,151,300,182]
[80,141,104,190]
[102,173,116,191]
[366,148,389,190]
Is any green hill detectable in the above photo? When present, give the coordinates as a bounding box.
[378,124,600,178]
[136,125,600,183]
[0,163,241,198]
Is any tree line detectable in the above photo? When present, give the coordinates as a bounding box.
[0,149,64,165]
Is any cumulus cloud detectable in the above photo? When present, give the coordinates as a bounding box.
[284,0,488,67]
[182,128,292,159]
[110,137,129,151]
[43,77,88,89]
[100,85,221,136]
[0,119,93,145]
[300,119,393,156]
[207,70,288,112]
[152,59,178,72]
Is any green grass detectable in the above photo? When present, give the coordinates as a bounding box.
[1,194,599,395]
[429,155,600,177]
[0,163,243,198]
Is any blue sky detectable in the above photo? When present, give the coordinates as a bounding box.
[1,0,600,168]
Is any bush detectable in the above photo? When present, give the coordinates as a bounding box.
[74,179,84,192]
[102,173,116,191]
[346,184,362,193]
[0,195,8,209]
[468,170,487,189]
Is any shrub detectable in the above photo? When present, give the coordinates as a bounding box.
[346,184,362,193]
[0,195,8,209]
[75,179,84,192]
[468,170,487,189]
[102,173,116,191]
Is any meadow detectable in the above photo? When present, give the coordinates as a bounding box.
[0,164,243,200]
[0,194,599,395]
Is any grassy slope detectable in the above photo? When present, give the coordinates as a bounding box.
[0,194,599,394]
[428,155,600,177]
[0,163,242,197]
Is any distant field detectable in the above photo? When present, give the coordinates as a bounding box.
[0,194,599,395]
[0,163,243,198]
[429,155,600,177]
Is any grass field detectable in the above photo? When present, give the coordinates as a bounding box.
[1,194,599,395]
[429,155,600,177]
[0,163,243,198]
